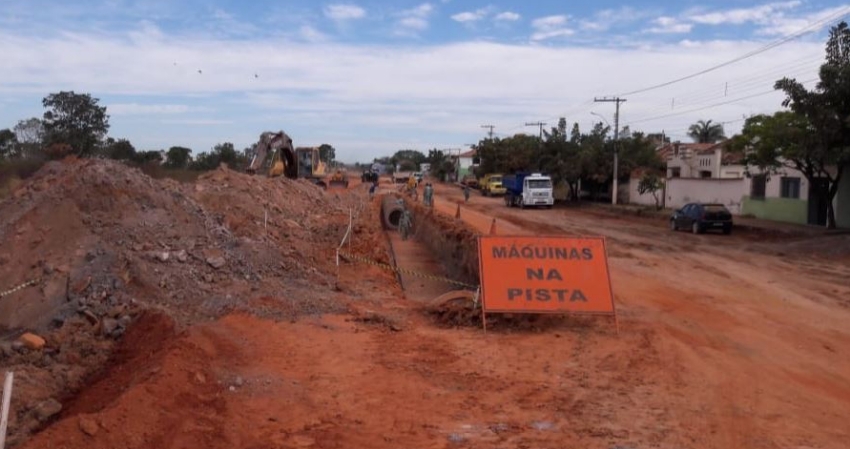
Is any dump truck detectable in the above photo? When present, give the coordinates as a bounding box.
[502,173,554,208]
[479,173,506,196]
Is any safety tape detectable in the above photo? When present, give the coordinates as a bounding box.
[338,251,478,290]
[0,278,40,299]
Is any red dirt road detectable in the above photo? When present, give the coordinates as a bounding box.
[15,179,850,449]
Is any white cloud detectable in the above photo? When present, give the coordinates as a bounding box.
[689,1,801,25]
[109,103,193,115]
[395,3,435,36]
[580,7,646,32]
[0,25,827,161]
[299,25,329,42]
[452,11,482,23]
[645,16,693,34]
[531,15,573,41]
[494,11,521,22]
[451,6,496,23]
[755,5,848,36]
[532,15,569,29]
[323,4,366,21]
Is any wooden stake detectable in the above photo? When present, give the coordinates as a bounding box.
[0,372,14,449]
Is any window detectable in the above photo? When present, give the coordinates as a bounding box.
[781,177,801,199]
[527,179,552,189]
[670,167,681,178]
[751,174,766,199]
[700,170,712,178]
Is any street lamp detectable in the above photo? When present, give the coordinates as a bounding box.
[591,111,619,205]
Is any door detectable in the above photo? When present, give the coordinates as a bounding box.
[677,204,693,228]
[808,178,829,226]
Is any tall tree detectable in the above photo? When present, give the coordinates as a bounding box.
[319,144,336,165]
[0,129,18,160]
[687,119,726,143]
[735,22,850,229]
[102,138,136,160]
[165,146,192,169]
[42,91,110,156]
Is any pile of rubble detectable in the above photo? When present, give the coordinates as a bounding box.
[0,158,370,445]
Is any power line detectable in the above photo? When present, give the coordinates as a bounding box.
[614,7,850,97]
[625,64,820,123]
[624,78,818,126]
[524,122,547,139]
[480,124,495,139]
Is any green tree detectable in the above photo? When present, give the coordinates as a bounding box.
[319,144,336,165]
[427,149,454,181]
[42,91,110,156]
[12,118,45,159]
[734,22,850,229]
[165,146,192,169]
[132,150,163,165]
[102,138,136,160]
[687,119,726,143]
[637,172,665,210]
[0,129,18,160]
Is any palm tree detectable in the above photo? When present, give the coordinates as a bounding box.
[687,119,726,143]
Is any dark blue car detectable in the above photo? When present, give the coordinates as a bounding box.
[670,203,733,235]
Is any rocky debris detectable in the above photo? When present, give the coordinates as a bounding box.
[206,255,226,270]
[0,159,373,446]
[33,398,62,422]
[101,317,119,336]
[78,415,99,437]
[18,332,46,350]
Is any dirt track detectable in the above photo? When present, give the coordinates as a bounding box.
[5,169,850,449]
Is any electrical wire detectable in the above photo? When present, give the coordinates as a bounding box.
[613,7,849,97]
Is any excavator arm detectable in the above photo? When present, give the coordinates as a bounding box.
[247,131,296,178]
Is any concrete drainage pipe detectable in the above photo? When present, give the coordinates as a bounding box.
[381,196,404,229]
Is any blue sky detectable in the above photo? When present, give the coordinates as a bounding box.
[1,0,848,161]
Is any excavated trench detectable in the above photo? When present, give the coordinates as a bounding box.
[379,194,483,323]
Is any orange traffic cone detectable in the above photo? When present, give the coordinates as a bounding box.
[455,202,461,219]
[489,218,497,235]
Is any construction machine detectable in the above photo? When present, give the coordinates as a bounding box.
[329,169,349,189]
[246,131,331,188]
[247,131,297,178]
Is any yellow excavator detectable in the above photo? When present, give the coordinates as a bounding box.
[247,131,331,188]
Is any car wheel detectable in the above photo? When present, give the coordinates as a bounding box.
[692,222,701,234]
[670,220,677,231]
[723,226,732,235]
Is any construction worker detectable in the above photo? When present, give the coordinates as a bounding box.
[399,208,413,241]
[423,183,434,207]
[463,184,471,203]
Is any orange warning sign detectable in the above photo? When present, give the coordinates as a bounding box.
[478,236,615,314]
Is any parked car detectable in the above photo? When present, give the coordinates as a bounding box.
[670,203,733,234]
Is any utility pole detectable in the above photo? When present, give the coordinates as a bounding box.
[480,124,495,139]
[593,97,626,205]
[525,122,546,140]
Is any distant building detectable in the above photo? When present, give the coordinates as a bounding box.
[630,140,850,228]
[455,149,478,179]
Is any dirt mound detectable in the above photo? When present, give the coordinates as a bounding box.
[0,158,376,445]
